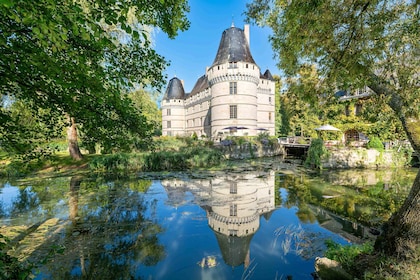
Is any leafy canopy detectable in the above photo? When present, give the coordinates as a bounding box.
[246,0,419,150]
[0,0,190,154]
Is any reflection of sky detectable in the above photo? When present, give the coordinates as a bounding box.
[2,176,357,280]
[0,182,69,225]
[0,183,21,216]
[134,180,351,280]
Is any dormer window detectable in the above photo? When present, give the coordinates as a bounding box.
[228,62,237,69]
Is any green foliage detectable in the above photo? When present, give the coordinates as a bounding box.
[305,138,328,169]
[88,154,130,175]
[325,240,374,272]
[128,89,162,136]
[87,145,224,173]
[141,146,223,171]
[245,0,419,149]
[367,137,384,151]
[191,132,198,141]
[1,0,190,158]
[0,234,33,280]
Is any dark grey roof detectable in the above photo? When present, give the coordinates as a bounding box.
[262,69,274,81]
[163,77,185,100]
[190,75,209,96]
[214,231,254,267]
[212,26,256,66]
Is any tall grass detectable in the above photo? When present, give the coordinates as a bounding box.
[88,146,224,174]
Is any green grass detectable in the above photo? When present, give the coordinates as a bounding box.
[324,240,420,280]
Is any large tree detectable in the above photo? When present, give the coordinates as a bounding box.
[0,0,189,159]
[245,0,419,258]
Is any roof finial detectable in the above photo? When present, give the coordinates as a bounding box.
[231,15,235,27]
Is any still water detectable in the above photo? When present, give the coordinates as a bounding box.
[0,167,417,279]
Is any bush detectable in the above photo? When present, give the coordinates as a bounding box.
[89,154,130,175]
[305,138,328,169]
[367,136,384,151]
[324,240,374,272]
[0,234,33,279]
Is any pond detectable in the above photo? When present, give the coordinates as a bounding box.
[0,166,417,279]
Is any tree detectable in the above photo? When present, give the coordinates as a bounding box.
[246,0,419,258]
[128,88,162,137]
[0,0,190,159]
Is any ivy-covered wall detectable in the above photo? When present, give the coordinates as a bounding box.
[322,148,410,169]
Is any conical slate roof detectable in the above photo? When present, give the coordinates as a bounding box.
[212,26,256,66]
[163,77,185,100]
[214,231,254,267]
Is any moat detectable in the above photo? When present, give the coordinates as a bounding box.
[0,165,417,279]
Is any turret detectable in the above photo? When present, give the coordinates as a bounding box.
[207,25,260,138]
[161,77,186,136]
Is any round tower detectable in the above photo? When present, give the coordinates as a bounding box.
[207,25,260,138]
[161,77,186,136]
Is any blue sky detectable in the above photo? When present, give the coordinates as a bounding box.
[154,0,280,93]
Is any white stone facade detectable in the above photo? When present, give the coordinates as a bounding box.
[162,25,276,139]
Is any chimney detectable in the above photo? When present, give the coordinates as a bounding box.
[244,24,250,47]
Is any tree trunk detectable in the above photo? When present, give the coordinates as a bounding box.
[69,176,82,222]
[368,75,420,257]
[67,114,83,160]
[374,168,420,257]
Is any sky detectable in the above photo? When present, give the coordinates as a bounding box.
[154,0,280,94]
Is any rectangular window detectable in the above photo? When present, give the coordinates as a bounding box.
[269,112,272,121]
[167,109,171,116]
[269,97,272,104]
[167,121,171,128]
[230,182,237,194]
[229,82,237,95]
[228,62,237,69]
[230,105,237,119]
[230,204,237,216]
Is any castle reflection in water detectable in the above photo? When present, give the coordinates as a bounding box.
[161,171,275,268]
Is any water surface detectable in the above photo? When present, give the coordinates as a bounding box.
[0,167,416,279]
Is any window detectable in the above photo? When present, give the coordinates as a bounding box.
[167,109,171,116]
[230,105,237,119]
[246,64,248,68]
[229,82,237,95]
[230,204,237,216]
[269,112,272,121]
[230,182,237,194]
[269,97,272,104]
[229,62,237,69]
[167,121,171,128]
[355,103,362,116]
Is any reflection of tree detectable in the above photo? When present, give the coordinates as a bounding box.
[22,176,166,280]
[278,170,415,227]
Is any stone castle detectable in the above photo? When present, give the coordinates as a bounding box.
[161,24,276,139]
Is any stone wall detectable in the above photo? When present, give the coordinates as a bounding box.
[218,142,284,159]
[322,148,408,169]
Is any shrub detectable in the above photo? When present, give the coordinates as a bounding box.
[324,240,374,272]
[89,154,130,175]
[305,138,328,169]
[367,136,384,151]
[0,234,34,279]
